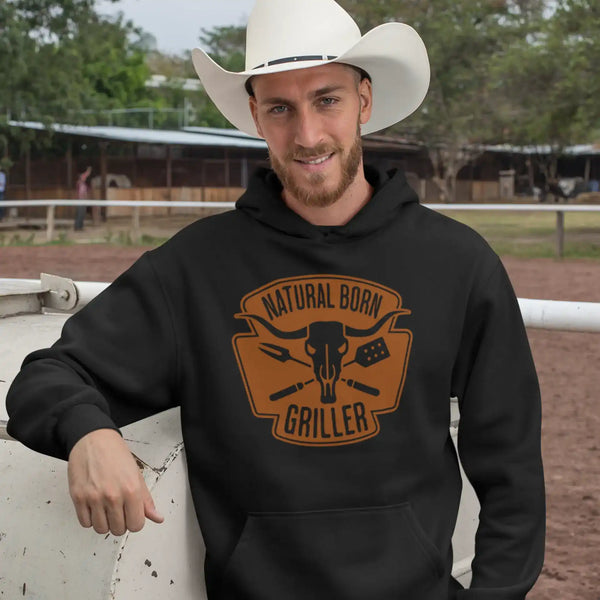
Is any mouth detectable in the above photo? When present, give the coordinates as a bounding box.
[294,153,334,170]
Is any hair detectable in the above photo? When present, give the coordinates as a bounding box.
[244,63,371,97]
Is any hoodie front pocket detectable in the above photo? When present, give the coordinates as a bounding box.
[219,502,444,600]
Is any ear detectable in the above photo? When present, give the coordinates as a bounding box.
[358,77,373,126]
[249,96,265,138]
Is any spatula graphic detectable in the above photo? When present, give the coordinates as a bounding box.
[344,337,390,368]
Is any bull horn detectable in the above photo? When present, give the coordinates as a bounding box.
[345,310,411,337]
[235,313,307,339]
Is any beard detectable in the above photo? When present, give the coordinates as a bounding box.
[269,126,363,208]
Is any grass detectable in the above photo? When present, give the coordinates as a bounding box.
[442,210,600,259]
[1,210,599,259]
[0,230,169,248]
[0,233,36,246]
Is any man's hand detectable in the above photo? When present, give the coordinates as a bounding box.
[67,429,164,536]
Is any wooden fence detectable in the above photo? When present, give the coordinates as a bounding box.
[4,187,245,219]
[3,200,600,258]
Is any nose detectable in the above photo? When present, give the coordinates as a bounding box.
[294,105,323,149]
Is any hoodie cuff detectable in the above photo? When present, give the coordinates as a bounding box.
[56,404,121,458]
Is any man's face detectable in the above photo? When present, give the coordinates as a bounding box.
[249,63,372,208]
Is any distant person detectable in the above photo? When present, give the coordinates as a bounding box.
[0,167,6,221]
[74,166,92,231]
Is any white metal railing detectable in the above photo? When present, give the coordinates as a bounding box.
[425,203,600,212]
[0,200,234,208]
[1,282,599,443]
[4,200,600,211]
[2,200,599,257]
[518,298,600,333]
[0,425,12,441]
[2,277,598,333]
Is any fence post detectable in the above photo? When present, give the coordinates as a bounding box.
[556,210,565,258]
[46,205,55,243]
[132,205,141,243]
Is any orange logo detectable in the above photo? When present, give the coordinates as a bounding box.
[232,275,412,446]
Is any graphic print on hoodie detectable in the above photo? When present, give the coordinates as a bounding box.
[232,274,412,445]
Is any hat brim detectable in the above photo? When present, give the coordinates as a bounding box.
[191,22,430,138]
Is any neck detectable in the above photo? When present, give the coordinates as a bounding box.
[282,160,373,226]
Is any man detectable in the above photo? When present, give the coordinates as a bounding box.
[74,165,92,231]
[0,166,6,221]
[6,0,545,598]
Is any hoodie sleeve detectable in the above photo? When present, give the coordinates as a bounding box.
[6,251,179,460]
[451,259,545,599]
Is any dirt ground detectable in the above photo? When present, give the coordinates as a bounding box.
[1,244,599,599]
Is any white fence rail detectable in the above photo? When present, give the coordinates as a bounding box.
[518,298,600,333]
[2,200,600,254]
[2,277,599,334]
[0,292,599,441]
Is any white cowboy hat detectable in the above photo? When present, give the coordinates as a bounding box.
[191,0,430,138]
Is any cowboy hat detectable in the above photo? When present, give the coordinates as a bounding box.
[191,0,430,137]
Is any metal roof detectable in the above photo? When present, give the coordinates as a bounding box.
[483,143,600,156]
[182,126,262,140]
[8,120,268,149]
[17,121,597,155]
[9,121,425,153]
[145,74,203,92]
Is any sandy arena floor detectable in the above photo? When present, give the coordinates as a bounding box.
[1,244,599,599]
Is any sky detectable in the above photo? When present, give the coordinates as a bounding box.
[97,0,255,54]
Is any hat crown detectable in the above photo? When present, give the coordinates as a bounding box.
[245,0,361,70]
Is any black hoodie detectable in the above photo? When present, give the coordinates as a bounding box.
[7,166,545,599]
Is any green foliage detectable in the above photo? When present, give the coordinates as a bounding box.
[338,0,599,198]
[146,50,197,80]
[554,0,600,139]
[341,0,516,138]
[484,0,600,176]
[2,0,597,182]
[340,1,523,200]
[176,25,247,127]
[116,230,134,245]
[69,14,151,110]
[490,2,590,148]
[0,0,157,154]
[199,26,246,72]
[5,232,36,246]
[143,25,247,129]
[139,233,169,247]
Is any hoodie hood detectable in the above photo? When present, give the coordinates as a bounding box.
[235,165,419,242]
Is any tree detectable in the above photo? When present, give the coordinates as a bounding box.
[0,0,157,153]
[339,0,548,201]
[554,0,600,139]
[64,13,152,114]
[490,0,599,181]
[199,26,246,73]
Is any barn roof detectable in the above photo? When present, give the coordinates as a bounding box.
[8,121,424,153]
[483,143,600,156]
[8,121,268,149]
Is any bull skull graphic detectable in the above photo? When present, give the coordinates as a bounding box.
[235,311,407,404]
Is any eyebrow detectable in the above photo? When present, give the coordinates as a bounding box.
[260,85,347,106]
[312,85,346,98]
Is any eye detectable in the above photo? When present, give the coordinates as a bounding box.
[269,105,288,114]
[338,341,348,354]
[320,97,338,106]
[306,342,317,356]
